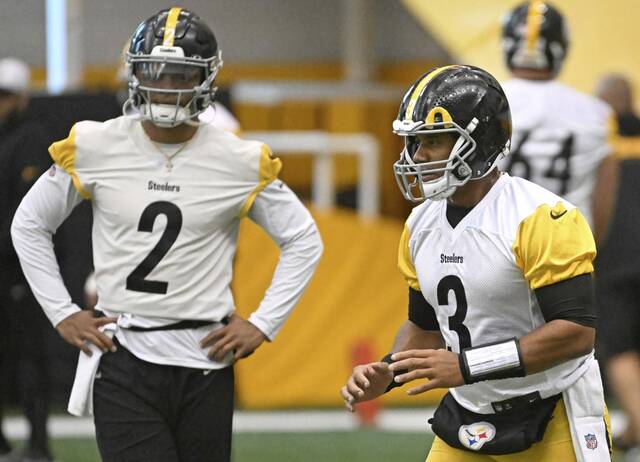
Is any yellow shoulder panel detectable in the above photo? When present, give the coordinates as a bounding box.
[238,144,283,218]
[48,124,91,199]
[612,135,640,160]
[512,202,595,289]
[398,224,421,291]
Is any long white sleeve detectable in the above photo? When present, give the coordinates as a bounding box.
[11,166,84,326]
[247,180,323,340]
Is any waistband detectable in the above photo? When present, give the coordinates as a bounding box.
[93,310,228,332]
[491,391,562,414]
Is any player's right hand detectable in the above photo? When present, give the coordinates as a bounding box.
[340,362,393,412]
[56,310,118,356]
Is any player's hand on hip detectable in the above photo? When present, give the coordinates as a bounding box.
[56,310,118,356]
[200,314,267,363]
[389,349,464,395]
[340,362,393,412]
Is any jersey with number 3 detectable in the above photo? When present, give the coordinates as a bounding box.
[398,173,596,414]
[49,116,280,321]
[499,78,613,226]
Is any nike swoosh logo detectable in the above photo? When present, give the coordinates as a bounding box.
[550,210,567,220]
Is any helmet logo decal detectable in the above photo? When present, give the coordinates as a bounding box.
[425,107,454,128]
[404,65,458,121]
[162,7,182,46]
[526,1,545,51]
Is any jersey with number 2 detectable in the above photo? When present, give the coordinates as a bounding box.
[48,116,280,322]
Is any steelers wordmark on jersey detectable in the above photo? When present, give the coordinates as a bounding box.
[49,116,280,321]
[398,173,595,414]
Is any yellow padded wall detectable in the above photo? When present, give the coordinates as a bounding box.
[233,209,445,408]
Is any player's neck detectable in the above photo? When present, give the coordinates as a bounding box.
[141,120,199,144]
[511,68,555,81]
[448,171,500,208]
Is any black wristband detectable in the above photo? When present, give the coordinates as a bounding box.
[459,338,526,384]
[381,353,407,393]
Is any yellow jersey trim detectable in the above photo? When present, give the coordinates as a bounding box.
[163,7,182,46]
[48,124,91,200]
[404,65,458,121]
[512,202,595,289]
[398,224,421,291]
[238,144,282,218]
[611,135,640,159]
[604,405,612,451]
[526,1,544,52]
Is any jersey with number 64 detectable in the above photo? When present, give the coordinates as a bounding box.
[49,116,280,321]
[499,78,613,226]
[399,173,596,414]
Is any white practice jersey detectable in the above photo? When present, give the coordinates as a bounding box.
[12,115,323,369]
[399,173,596,414]
[198,103,240,134]
[499,78,613,226]
[47,116,280,322]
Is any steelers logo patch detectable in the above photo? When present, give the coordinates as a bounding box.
[458,421,496,451]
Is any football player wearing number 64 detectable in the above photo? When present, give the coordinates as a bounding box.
[341,65,611,461]
[499,1,614,230]
[11,7,322,462]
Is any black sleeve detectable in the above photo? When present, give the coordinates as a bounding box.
[534,273,597,327]
[408,287,440,330]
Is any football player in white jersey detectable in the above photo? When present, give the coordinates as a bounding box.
[341,65,611,461]
[499,1,613,227]
[11,8,322,462]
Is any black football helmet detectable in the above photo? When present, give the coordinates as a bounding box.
[502,1,569,75]
[393,65,512,202]
[123,7,222,127]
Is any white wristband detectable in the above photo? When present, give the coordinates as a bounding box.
[460,338,525,383]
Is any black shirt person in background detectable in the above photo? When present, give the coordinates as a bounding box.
[593,73,640,459]
[0,57,56,462]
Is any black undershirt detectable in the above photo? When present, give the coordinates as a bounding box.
[534,273,597,327]
[446,202,474,228]
[409,275,596,330]
[410,202,597,329]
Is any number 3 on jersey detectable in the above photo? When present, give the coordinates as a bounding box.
[126,201,182,294]
[437,275,471,351]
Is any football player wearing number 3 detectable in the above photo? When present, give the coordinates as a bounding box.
[341,65,611,461]
[11,7,322,462]
[499,1,614,228]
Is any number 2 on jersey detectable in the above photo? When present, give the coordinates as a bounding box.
[437,275,471,351]
[126,201,182,294]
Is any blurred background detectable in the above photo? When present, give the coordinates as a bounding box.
[1,0,639,461]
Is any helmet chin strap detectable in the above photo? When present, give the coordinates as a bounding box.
[141,103,192,128]
[124,74,215,128]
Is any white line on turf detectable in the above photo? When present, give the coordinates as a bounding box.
[2,409,626,439]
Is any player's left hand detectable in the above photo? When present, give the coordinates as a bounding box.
[388,349,464,395]
[200,314,267,363]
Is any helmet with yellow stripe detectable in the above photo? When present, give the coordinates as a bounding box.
[502,1,569,75]
[393,65,512,202]
[124,7,223,127]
